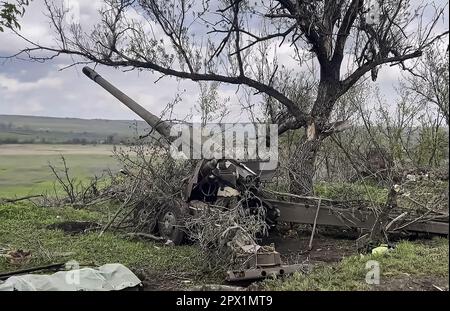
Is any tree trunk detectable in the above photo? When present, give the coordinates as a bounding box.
[368,186,398,246]
[288,134,321,196]
[287,76,339,196]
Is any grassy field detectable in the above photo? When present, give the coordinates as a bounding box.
[0,143,211,289]
[0,202,206,289]
[0,201,447,290]
[0,141,448,290]
[0,114,149,144]
[0,144,120,197]
[0,115,145,133]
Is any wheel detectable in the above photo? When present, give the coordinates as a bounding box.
[157,200,188,245]
[133,202,157,234]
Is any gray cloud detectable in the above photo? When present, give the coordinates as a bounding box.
[0,0,448,122]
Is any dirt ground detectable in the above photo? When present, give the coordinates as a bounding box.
[138,228,448,291]
[264,233,358,265]
[139,231,361,291]
[139,271,200,291]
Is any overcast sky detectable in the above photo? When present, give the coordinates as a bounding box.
[0,0,448,122]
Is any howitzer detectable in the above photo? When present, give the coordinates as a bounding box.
[82,67,275,171]
[82,67,448,281]
[82,66,280,243]
[82,67,173,139]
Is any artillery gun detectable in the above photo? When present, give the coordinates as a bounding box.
[82,67,280,244]
[83,66,448,281]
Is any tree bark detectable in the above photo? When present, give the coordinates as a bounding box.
[368,186,398,245]
[287,76,339,196]
[288,134,321,196]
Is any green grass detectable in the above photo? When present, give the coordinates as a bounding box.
[314,181,388,204]
[0,139,447,290]
[0,114,148,144]
[263,238,449,291]
[0,153,119,197]
[0,114,145,135]
[0,203,202,277]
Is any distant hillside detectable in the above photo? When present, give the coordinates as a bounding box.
[0,114,150,144]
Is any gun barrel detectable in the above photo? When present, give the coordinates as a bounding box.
[82,66,172,139]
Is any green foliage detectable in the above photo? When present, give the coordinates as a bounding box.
[397,178,449,212]
[0,1,30,32]
[413,126,449,168]
[263,238,449,291]
[314,182,388,204]
[0,202,202,275]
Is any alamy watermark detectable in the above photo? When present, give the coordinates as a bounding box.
[365,260,381,285]
[169,123,279,168]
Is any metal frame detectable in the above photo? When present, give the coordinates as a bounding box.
[269,199,448,235]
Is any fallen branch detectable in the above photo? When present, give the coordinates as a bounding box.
[308,198,321,250]
[391,210,432,232]
[385,212,408,231]
[0,195,43,204]
[0,263,65,281]
[124,232,166,242]
[263,189,335,202]
[189,284,245,291]
[402,195,448,215]
[98,178,140,236]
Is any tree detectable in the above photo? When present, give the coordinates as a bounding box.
[6,0,449,194]
[404,42,449,125]
[0,0,31,32]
